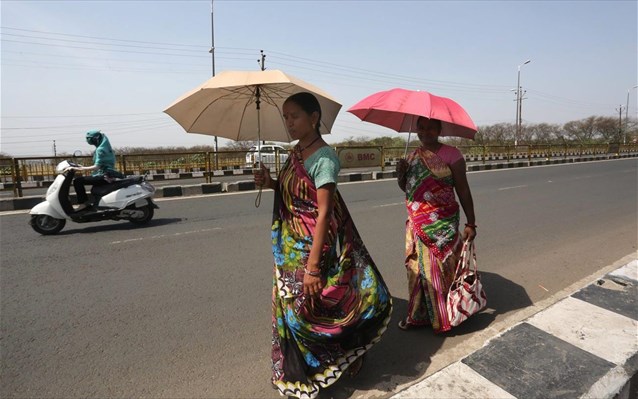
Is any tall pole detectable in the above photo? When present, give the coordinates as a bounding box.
[617,105,625,141]
[515,59,531,147]
[210,0,218,153]
[258,49,266,71]
[515,68,520,147]
[625,85,638,145]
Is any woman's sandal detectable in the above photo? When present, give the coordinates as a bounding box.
[398,319,418,330]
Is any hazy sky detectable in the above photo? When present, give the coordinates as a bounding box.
[2,0,636,156]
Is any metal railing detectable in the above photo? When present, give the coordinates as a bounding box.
[2,143,636,197]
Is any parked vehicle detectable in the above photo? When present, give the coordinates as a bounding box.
[29,160,158,235]
[245,145,289,168]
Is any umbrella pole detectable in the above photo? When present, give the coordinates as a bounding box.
[403,115,414,158]
[403,131,412,158]
[255,85,262,208]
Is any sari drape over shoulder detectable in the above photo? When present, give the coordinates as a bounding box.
[403,147,461,333]
[270,151,392,399]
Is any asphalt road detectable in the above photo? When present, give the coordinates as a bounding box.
[1,159,636,398]
[0,156,573,199]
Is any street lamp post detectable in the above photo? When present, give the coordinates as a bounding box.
[624,85,638,144]
[208,0,220,178]
[210,0,218,155]
[515,59,531,147]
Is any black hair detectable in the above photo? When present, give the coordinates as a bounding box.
[417,116,442,133]
[285,92,322,136]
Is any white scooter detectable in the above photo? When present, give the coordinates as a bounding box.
[29,160,159,235]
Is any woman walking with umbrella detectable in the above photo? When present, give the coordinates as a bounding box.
[396,116,477,333]
[254,92,391,399]
[348,88,479,333]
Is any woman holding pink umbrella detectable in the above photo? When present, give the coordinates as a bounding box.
[348,88,479,333]
[396,116,477,333]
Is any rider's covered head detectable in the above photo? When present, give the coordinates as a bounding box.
[85,130,103,146]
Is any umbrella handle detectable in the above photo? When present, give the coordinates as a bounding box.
[255,186,262,208]
[403,131,412,158]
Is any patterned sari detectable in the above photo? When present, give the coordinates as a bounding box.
[403,147,461,333]
[270,150,392,399]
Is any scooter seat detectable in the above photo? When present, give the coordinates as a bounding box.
[91,176,144,197]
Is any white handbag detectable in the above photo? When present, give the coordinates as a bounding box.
[447,240,487,327]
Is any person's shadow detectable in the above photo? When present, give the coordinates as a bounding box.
[319,271,532,398]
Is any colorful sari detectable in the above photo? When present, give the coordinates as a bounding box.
[270,150,392,399]
[403,147,461,333]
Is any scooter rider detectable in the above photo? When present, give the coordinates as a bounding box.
[66,130,123,211]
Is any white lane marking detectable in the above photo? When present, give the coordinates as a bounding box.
[498,184,528,191]
[110,227,221,245]
[373,202,404,208]
[0,210,30,216]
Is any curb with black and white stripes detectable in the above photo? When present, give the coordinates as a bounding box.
[391,258,638,399]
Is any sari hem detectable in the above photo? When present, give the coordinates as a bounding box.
[273,298,392,399]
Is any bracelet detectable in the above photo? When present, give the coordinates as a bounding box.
[465,223,477,229]
[304,267,321,277]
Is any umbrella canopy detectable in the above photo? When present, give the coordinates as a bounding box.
[164,69,342,143]
[347,88,477,139]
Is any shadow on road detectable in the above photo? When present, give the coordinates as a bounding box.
[320,272,532,398]
[481,271,534,315]
[57,218,184,235]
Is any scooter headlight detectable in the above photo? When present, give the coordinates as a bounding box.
[141,181,155,193]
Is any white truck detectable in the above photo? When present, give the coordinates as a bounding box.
[245,144,289,169]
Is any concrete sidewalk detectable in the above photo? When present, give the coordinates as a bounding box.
[391,255,637,399]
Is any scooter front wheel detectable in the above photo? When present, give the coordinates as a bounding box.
[30,214,66,235]
[128,203,154,225]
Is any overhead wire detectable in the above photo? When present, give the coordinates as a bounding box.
[1,26,625,154]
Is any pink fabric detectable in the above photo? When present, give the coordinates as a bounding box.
[347,88,478,139]
[436,144,463,166]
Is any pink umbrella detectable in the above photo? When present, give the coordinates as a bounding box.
[347,88,478,140]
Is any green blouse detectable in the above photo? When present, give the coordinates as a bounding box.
[303,146,340,189]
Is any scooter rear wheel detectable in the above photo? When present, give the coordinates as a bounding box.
[30,215,66,235]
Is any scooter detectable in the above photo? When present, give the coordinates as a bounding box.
[29,160,159,235]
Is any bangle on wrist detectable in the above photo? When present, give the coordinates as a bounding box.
[304,267,321,277]
[465,223,477,229]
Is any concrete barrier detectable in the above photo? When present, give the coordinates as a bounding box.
[0,196,43,212]
[201,183,222,194]
[159,185,183,198]
[373,171,396,179]
[226,180,256,192]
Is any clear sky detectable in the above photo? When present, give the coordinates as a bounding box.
[1,0,636,156]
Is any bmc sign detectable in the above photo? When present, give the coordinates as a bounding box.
[337,147,382,168]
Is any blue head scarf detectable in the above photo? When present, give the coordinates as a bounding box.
[86,130,117,176]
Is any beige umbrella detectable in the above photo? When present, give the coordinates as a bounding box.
[164,69,342,143]
[164,69,341,207]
